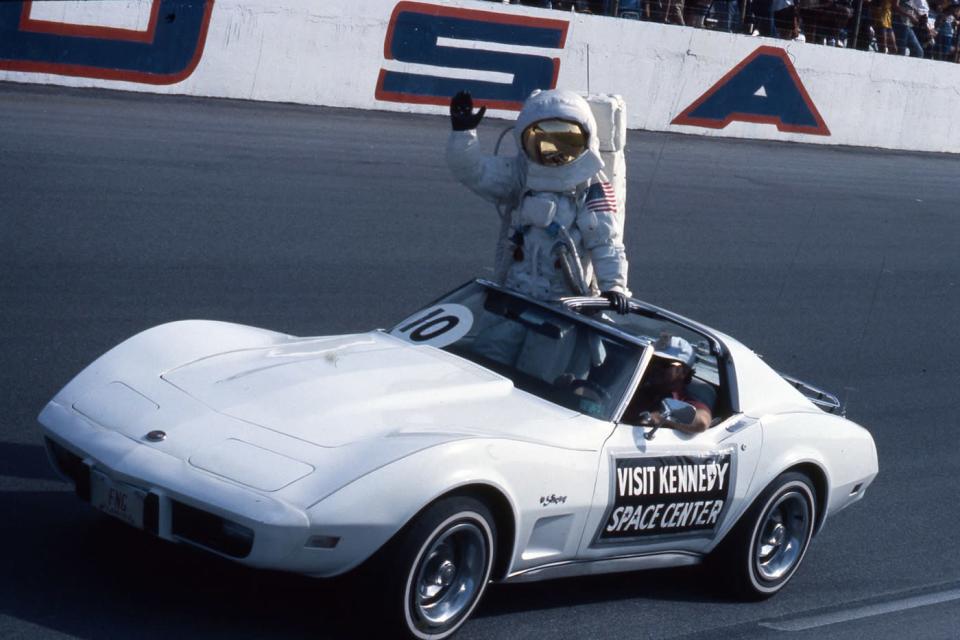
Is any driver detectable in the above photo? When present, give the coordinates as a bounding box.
[446,89,630,312]
[623,334,715,434]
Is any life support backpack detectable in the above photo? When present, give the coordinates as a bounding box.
[584,93,628,240]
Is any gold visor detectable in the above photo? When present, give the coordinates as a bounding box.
[521,119,589,167]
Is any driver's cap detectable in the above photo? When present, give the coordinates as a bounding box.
[653,334,696,368]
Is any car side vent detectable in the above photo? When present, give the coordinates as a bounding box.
[170,501,254,558]
[778,373,842,415]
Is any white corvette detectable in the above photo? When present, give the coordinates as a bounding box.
[40,280,877,639]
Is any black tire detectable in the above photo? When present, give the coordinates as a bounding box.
[714,471,816,600]
[370,496,496,640]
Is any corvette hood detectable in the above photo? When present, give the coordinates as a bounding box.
[161,331,525,448]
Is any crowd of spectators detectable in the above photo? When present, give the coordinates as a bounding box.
[489,0,960,61]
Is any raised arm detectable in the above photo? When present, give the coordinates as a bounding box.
[445,91,522,204]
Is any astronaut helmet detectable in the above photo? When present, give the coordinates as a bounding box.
[515,89,604,192]
[521,118,589,167]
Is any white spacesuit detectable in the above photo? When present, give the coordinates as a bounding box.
[446,89,631,309]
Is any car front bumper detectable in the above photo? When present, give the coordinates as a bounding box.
[39,400,378,578]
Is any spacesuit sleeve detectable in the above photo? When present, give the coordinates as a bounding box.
[446,130,521,205]
[577,204,630,296]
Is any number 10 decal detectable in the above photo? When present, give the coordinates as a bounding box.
[391,304,474,348]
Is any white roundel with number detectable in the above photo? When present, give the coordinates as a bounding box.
[390,304,474,348]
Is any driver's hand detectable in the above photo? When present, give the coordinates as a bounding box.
[646,411,663,427]
[634,410,660,426]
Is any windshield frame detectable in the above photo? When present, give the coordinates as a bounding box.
[389,280,654,422]
[561,291,738,417]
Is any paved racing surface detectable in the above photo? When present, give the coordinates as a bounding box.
[2,82,959,639]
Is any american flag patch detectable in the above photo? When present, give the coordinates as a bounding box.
[586,181,617,214]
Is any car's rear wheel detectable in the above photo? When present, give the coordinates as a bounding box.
[716,471,816,599]
[371,496,496,639]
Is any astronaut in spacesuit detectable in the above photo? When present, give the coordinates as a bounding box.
[446,89,630,313]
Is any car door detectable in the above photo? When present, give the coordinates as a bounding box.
[576,410,762,561]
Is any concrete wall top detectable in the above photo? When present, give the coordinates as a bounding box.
[1,0,957,153]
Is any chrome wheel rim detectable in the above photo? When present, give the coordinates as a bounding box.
[412,521,488,628]
[755,490,811,581]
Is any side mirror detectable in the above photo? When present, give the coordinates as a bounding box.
[644,398,697,441]
[661,398,697,425]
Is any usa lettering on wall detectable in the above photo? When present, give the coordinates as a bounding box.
[597,453,732,542]
[0,0,215,84]
[376,1,569,111]
[672,46,830,136]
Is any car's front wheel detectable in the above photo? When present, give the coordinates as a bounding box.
[717,471,816,599]
[372,496,496,639]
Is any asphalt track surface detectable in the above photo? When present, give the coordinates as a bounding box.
[2,82,959,640]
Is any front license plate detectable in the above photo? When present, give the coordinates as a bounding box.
[90,470,146,529]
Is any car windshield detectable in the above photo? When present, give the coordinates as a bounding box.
[597,312,720,388]
[389,282,644,421]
